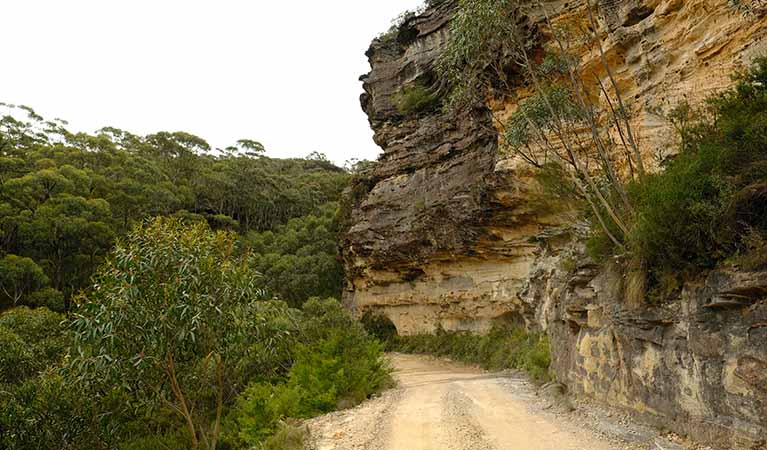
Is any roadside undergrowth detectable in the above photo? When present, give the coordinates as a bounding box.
[382,324,552,383]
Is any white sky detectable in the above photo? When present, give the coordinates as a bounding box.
[1,1,424,165]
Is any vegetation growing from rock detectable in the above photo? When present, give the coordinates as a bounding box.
[441,0,646,253]
[593,60,767,296]
[440,0,767,299]
[394,83,440,116]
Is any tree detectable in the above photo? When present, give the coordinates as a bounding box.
[244,204,344,307]
[0,306,68,383]
[19,195,114,299]
[440,0,645,249]
[0,254,48,307]
[232,139,266,157]
[0,102,350,312]
[69,218,295,450]
[343,158,377,174]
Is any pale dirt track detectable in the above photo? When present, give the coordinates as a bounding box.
[307,353,684,450]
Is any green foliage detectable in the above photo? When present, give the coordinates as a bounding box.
[505,85,584,151]
[0,307,68,378]
[588,58,767,293]
[226,382,304,445]
[289,328,387,412]
[0,105,357,448]
[26,287,65,312]
[119,431,190,450]
[0,373,114,450]
[261,423,312,450]
[0,307,107,449]
[343,158,377,174]
[738,227,767,271]
[360,311,399,348]
[391,325,552,383]
[68,218,296,449]
[244,204,344,307]
[438,0,528,109]
[225,298,391,449]
[0,104,349,311]
[0,326,35,384]
[0,307,67,385]
[336,172,377,235]
[0,254,48,307]
[394,84,440,115]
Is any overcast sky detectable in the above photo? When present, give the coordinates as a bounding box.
[1,1,424,165]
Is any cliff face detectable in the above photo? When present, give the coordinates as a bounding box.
[528,241,767,449]
[345,0,565,335]
[347,0,767,335]
[346,2,767,447]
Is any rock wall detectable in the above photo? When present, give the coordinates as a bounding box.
[346,0,767,334]
[526,241,767,449]
[346,2,767,446]
[345,0,566,335]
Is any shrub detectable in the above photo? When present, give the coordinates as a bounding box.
[0,374,110,450]
[738,227,767,271]
[0,326,36,384]
[290,330,389,412]
[584,58,767,295]
[0,306,67,384]
[226,382,304,445]
[261,423,311,450]
[394,84,440,115]
[119,432,190,450]
[360,311,398,348]
[225,298,391,448]
[25,287,65,312]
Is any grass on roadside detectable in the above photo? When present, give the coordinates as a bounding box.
[386,324,552,383]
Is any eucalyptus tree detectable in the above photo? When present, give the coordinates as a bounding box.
[69,218,296,450]
[0,254,48,307]
[439,0,646,249]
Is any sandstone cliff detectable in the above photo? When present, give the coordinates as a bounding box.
[345,0,565,335]
[345,1,767,447]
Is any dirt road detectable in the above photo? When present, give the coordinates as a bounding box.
[308,354,687,450]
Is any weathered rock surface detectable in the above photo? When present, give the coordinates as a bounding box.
[345,2,767,447]
[528,241,767,449]
[345,0,566,334]
[346,0,767,334]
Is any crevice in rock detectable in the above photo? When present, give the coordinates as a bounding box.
[623,6,654,27]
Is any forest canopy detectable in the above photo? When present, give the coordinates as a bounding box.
[0,105,386,449]
[0,103,350,311]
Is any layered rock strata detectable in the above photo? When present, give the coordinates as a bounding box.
[345,0,567,334]
[527,242,767,449]
[345,2,767,446]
